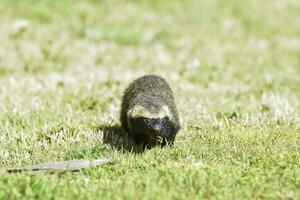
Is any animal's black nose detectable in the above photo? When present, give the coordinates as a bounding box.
[152,124,161,132]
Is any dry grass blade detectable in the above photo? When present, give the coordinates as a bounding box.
[6,159,115,172]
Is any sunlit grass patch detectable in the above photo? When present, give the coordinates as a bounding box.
[0,0,299,199]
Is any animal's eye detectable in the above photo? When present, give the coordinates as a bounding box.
[144,118,150,123]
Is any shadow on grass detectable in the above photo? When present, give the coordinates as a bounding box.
[95,124,146,154]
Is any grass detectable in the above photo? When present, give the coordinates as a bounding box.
[0,0,299,199]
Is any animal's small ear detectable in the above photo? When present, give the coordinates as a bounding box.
[162,105,172,119]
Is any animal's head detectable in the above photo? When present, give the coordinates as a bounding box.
[127,103,175,145]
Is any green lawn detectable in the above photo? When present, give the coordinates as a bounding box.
[0,0,299,199]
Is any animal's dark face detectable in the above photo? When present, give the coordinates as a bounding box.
[129,116,176,147]
[126,103,178,147]
[132,117,165,135]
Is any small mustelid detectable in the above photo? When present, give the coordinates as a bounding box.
[120,75,180,147]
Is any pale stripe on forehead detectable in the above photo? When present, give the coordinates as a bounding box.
[128,105,172,119]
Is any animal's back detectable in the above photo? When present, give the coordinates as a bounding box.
[124,75,173,104]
